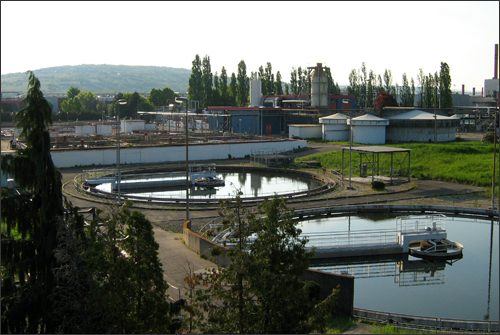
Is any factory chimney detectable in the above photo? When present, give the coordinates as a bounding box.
[462,85,464,95]
[494,44,498,79]
[473,87,475,96]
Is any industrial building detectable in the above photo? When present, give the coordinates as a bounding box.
[206,63,357,137]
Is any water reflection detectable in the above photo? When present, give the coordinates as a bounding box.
[300,214,499,321]
[114,171,322,199]
[310,254,461,287]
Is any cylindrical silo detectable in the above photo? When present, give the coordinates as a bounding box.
[250,78,262,107]
[311,63,328,108]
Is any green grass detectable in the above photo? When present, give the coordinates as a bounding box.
[370,323,435,334]
[323,316,357,334]
[296,141,499,196]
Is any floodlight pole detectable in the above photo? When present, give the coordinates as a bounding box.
[176,97,189,221]
[116,99,127,205]
[343,99,353,190]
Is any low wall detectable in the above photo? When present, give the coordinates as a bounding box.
[50,139,307,168]
[182,220,355,316]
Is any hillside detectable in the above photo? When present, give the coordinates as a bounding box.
[1,64,191,95]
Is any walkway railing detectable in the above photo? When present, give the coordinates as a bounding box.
[353,308,499,332]
[305,228,398,249]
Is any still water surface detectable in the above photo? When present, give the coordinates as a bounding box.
[97,171,322,199]
[301,214,499,321]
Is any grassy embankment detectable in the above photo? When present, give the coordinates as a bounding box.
[296,141,499,198]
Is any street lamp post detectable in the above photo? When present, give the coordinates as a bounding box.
[343,99,354,190]
[175,97,190,221]
[116,99,127,204]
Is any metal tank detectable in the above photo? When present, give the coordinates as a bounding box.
[311,63,328,108]
[250,74,262,107]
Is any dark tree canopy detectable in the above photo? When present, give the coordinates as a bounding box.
[374,89,399,110]
[1,71,64,333]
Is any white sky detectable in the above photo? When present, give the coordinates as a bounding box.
[2,1,499,92]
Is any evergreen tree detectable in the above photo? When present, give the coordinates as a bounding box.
[1,71,64,333]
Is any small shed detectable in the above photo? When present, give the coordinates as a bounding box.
[288,124,322,139]
[319,113,349,141]
[348,114,389,144]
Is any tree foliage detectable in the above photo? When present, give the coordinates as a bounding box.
[439,62,453,109]
[186,193,338,334]
[1,71,64,333]
[374,89,399,110]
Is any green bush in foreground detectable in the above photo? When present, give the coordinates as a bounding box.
[371,180,386,191]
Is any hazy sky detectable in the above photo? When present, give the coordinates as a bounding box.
[2,1,499,92]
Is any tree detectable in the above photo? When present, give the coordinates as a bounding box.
[439,62,453,108]
[400,73,413,107]
[76,91,99,113]
[202,55,213,108]
[229,73,238,106]
[188,54,203,103]
[67,86,81,99]
[374,89,399,110]
[186,194,338,334]
[264,62,274,95]
[383,69,395,95]
[148,86,177,106]
[417,68,425,108]
[236,60,249,106]
[246,196,316,334]
[1,71,64,333]
[218,66,228,105]
[290,67,298,95]
[274,71,284,95]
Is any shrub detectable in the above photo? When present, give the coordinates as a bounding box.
[371,181,385,191]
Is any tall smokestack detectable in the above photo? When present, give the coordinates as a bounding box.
[473,87,476,96]
[495,44,498,79]
[462,85,465,95]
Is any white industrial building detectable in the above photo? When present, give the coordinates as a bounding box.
[349,114,389,145]
[288,124,322,139]
[319,113,349,141]
[386,110,459,142]
[75,124,113,136]
[121,119,146,133]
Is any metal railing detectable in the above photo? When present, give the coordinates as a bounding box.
[304,228,398,248]
[396,214,447,233]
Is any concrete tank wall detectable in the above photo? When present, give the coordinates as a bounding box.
[352,125,386,144]
[322,124,350,141]
[50,139,307,168]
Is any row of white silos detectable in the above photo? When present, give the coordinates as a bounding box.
[319,113,389,144]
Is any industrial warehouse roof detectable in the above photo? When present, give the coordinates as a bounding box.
[387,110,453,120]
[352,114,388,121]
[348,114,389,125]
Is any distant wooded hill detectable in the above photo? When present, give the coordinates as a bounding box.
[1,64,191,95]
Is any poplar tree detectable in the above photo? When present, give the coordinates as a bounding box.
[202,55,213,108]
[1,71,64,333]
[439,62,453,109]
[188,54,203,103]
[274,71,284,95]
[237,60,249,106]
[219,66,228,105]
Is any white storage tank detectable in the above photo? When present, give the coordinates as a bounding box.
[311,63,328,108]
[121,119,145,133]
[348,114,389,144]
[96,124,113,136]
[288,124,322,139]
[75,125,96,136]
[250,76,262,107]
[319,113,349,141]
